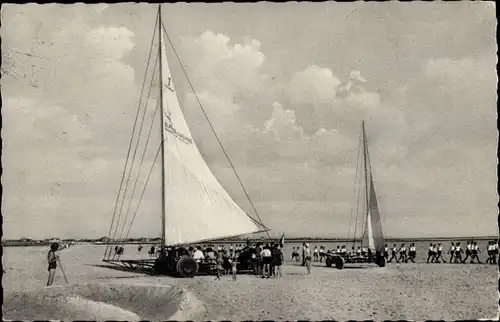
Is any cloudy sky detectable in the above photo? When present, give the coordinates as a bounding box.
[2,2,497,240]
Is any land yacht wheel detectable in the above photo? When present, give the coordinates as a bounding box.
[334,256,344,270]
[325,256,333,267]
[176,255,198,278]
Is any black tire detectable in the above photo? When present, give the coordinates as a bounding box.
[325,256,333,267]
[334,256,344,270]
[176,255,198,278]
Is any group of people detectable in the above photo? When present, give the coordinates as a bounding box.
[290,240,499,266]
[148,241,285,279]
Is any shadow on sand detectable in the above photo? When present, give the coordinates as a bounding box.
[88,264,157,276]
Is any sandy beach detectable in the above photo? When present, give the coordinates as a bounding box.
[3,245,498,321]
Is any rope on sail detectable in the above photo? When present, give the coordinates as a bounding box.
[348,131,362,249]
[118,98,161,243]
[103,18,158,261]
[114,54,159,244]
[160,23,270,238]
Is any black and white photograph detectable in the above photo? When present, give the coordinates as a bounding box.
[2,2,498,320]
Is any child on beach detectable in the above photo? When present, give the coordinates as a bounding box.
[215,253,223,280]
[434,243,444,263]
[388,244,399,263]
[46,242,60,286]
[454,242,463,263]
[231,257,238,281]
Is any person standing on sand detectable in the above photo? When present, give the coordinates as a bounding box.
[272,244,283,278]
[230,256,238,281]
[46,242,60,286]
[215,253,223,280]
[454,242,463,263]
[462,241,472,263]
[426,243,435,263]
[388,244,399,263]
[255,243,263,275]
[301,243,307,266]
[486,242,495,264]
[261,244,272,278]
[434,243,445,263]
[407,243,416,263]
[398,243,407,263]
[447,242,455,263]
[384,244,389,261]
[470,241,482,264]
[304,243,312,274]
[313,246,319,262]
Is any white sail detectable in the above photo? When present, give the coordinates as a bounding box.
[159,29,263,246]
[365,211,375,250]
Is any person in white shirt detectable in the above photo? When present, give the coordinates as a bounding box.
[447,242,456,263]
[313,246,319,262]
[407,243,416,263]
[192,246,205,262]
[388,244,399,263]
[426,243,436,263]
[383,244,389,260]
[319,246,325,263]
[260,244,272,278]
[434,243,444,263]
[486,241,495,264]
[398,243,407,263]
[454,242,463,263]
[356,246,362,257]
[470,241,482,264]
[462,241,472,263]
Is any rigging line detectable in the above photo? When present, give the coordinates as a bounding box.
[109,36,158,244]
[118,98,161,242]
[103,18,158,261]
[114,54,160,242]
[160,23,270,237]
[348,131,362,248]
[123,143,163,241]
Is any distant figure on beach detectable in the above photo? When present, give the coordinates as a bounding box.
[388,244,398,263]
[407,243,416,263]
[470,241,482,264]
[304,243,312,274]
[486,241,497,264]
[356,246,362,257]
[46,242,60,286]
[426,243,436,263]
[114,245,118,256]
[434,243,444,263]
[384,244,389,260]
[398,243,407,263]
[230,256,238,281]
[272,243,283,278]
[301,243,307,266]
[448,242,455,263]
[261,244,272,278]
[454,242,463,263]
[340,245,347,256]
[291,247,300,261]
[255,243,263,275]
[313,246,319,262]
[462,241,472,263]
[138,245,143,253]
[319,246,325,262]
[215,253,223,280]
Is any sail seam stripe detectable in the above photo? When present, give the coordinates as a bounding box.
[160,22,270,238]
[103,17,158,260]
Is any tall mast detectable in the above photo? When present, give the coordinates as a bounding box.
[362,121,370,240]
[158,5,167,245]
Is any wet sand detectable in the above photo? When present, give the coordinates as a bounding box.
[3,245,498,321]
